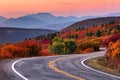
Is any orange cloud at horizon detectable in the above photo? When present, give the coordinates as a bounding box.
[0,0,120,18]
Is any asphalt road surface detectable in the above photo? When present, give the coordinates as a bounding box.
[0,50,120,80]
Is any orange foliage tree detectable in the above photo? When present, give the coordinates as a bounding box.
[0,40,42,59]
[0,44,28,59]
[17,40,41,57]
[105,40,120,70]
[106,40,120,59]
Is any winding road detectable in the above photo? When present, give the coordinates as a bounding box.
[0,50,120,80]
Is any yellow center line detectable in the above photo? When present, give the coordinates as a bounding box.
[48,57,85,80]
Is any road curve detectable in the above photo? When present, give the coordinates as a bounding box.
[0,50,120,80]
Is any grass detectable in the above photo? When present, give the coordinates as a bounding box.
[85,57,120,76]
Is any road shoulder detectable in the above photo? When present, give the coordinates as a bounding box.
[83,57,120,79]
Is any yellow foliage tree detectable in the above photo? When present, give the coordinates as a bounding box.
[107,40,120,59]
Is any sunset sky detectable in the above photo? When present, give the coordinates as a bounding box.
[0,0,120,18]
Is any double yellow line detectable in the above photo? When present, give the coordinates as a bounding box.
[48,57,85,80]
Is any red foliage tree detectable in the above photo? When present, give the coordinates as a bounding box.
[103,33,120,47]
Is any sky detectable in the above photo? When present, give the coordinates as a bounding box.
[0,0,120,18]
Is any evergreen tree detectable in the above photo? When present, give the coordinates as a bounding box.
[96,30,101,37]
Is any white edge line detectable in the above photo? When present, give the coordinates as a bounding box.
[81,56,120,79]
[11,59,29,80]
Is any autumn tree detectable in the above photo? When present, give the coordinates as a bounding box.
[106,40,120,59]
[23,41,41,56]
[77,40,100,53]
[103,33,120,47]
[0,44,28,59]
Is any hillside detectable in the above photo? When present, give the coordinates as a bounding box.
[60,20,120,43]
[62,17,120,32]
[0,27,55,44]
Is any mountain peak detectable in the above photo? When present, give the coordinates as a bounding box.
[37,12,52,15]
[36,12,55,17]
[0,16,7,23]
[67,15,79,19]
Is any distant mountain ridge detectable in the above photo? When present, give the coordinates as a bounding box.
[0,27,55,44]
[1,16,44,27]
[0,12,120,30]
[0,13,81,30]
[107,12,120,17]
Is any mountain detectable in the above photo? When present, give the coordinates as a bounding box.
[0,16,7,23]
[26,13,81,24]
[0,27,55,44]
[27,13,56,23]
[79,15,99,20]
[0,13,80,30]
[61,17,120,32]
[1,12,119,31]
[1,16,46,28]
[0,12,101,30]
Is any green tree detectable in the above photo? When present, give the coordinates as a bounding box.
[116,25,120,32]
[64,39,76,54]
[63,47,69,54]
[109,21,116,24]
[75,34,78,38]
[89,31,93,37]
[67,35,72,39]
[49,38,77,55]
[49,42,65,55]
[52,37,63,43]
[86,31,93,37]
[96,30,101,37]
[107,29,111,35]
[86,31,89,36]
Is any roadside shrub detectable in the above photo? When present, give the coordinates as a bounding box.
[77,40,100,53]
[84,48,94,53]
